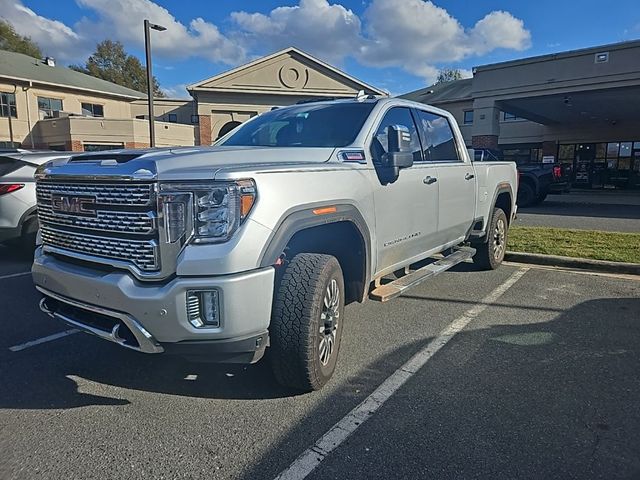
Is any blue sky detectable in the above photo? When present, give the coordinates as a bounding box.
[3,0,639,97]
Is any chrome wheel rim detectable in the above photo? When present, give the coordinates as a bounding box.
[319,278,340,367]
[493,218,506,260]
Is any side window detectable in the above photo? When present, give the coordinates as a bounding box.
[371,107,423,163]
[416,110,461,162]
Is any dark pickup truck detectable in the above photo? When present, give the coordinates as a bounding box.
[472,149,570,207]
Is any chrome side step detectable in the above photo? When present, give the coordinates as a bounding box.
[369,246,476,302]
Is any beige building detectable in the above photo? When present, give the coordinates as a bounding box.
[188,47,386,144]
[0,49,196,150]
[0,47,384,152]
[402,40,640,189]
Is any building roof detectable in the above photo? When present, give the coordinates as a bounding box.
[399,78,473,104]
[188,46,387,97]
[475,38,640,72]
[0,50,146,99]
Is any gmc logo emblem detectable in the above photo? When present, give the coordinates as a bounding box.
[51,194,97,216]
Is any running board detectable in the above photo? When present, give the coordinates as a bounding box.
[369,246,476,302]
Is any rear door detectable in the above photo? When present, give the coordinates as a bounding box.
[369,106,440,275]
[414,109,475,245]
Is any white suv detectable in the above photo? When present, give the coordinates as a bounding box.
[0,151,75,247]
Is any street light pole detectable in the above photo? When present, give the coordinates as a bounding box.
[143,19,166,148]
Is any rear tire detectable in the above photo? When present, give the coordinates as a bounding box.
[473,208,508,270]
[269,253,345,391]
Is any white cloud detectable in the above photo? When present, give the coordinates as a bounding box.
[468,10,531,55]
[231,0,362,64]
[160,83,190,99]
[0,0,85,60]
[0,0,531,86]
[74,0,245,64]
[358,0,531,83]
[458,68,473,79]
[1,0,245,65]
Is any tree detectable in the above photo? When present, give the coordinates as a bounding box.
[0,20,42,58]
[435,68,463,85]
[71,40,165,97]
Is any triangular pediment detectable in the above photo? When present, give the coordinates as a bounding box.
[188,47,385,97]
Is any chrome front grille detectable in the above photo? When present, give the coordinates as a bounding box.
[37,205,155,234]
[37,182,153,206]
[40,226,158,271]
[36,180,160,272]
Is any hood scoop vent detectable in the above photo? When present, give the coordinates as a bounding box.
[69,153,143,164]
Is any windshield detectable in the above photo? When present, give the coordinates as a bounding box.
[220,102,376,148]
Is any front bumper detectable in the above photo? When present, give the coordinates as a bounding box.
[33,248,275,362]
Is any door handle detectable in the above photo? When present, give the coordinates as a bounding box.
[465,173,475,180]
[423,176,437,185]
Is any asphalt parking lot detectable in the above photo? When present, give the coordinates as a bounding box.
[1,246,639,480]
[515,190,640,232]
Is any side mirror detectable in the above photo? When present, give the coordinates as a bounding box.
[378,124,414,184]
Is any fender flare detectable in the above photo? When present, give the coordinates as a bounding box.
[258,203,372,295]
[473,183,515,243]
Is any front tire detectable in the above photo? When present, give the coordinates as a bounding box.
[269,253,345,391]
[534,191,548,205]
[517,182,535,207]
[473,207,508,270]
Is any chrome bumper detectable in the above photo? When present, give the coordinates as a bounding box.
[38,287,164,354]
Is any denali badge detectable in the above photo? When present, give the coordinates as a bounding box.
[51,194,97,216]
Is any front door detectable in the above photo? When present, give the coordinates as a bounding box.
[414,109,475,245]
[574,143,596,186]
[632,146,640,188]
[369,106,440,275]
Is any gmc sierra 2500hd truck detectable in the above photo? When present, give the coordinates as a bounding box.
[32,96,517,391]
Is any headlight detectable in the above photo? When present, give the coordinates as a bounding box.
[159,180,256,244]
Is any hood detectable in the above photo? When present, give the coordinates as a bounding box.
[37,146,338,182]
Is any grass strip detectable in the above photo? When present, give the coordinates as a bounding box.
[508,226,640,264]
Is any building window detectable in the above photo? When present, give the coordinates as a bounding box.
[558,144,575,165]
[191,115,199,124]
[503,112,519,121]
[81,103,104,117]
[463,110,473,125]
[0,92,17,118]
[503,147,541,165]
[168,113,177,123]
[83,143,124,152]
[618,142,632,170]
[38,97,63,118]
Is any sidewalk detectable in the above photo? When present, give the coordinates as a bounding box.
[550,189,640,206]
[515,189,640,233]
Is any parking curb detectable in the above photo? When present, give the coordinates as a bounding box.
[504,251,640,276]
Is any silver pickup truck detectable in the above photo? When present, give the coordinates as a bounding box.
[32,97,517,391]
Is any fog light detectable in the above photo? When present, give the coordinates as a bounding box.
[186,290,220,328]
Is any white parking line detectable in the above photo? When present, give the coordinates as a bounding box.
[9,329,79,352]
[275,267,530,480]
[0,271,31,281]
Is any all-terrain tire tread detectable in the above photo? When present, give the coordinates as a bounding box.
[270,253,340,391]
